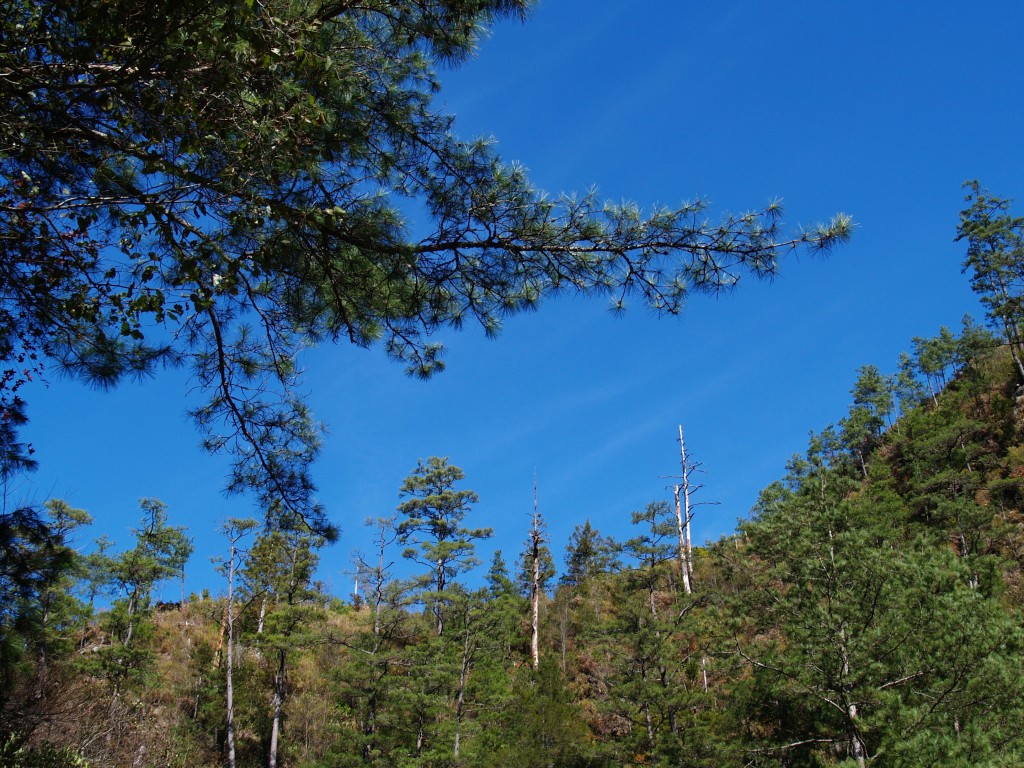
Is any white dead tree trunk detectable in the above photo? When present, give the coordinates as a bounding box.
[225,537,239,768]
[672,483,692,596]
[268,650,285,768]
[668,426,696,594]
[219,519,256,768]
[664,426,718,691]
[351,515,398,761]
[679,425,696,585]
[664,426,719,593]
[529,476,545,670]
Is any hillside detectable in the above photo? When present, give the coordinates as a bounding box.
[3,319,1024,767]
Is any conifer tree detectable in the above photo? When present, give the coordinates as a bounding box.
[624,501,676,607]
[560,521,620,587]
[893,351,928,418]
[480,550,527,665]
[958,182,1024,382]
[242,526,324,768]
[107,499,191,648]
[956,313,998,373]
[839,364,894,476]
[334,514,415,765]
[474,657,597,768]
[0,500,86,710]
[396,457,491,636]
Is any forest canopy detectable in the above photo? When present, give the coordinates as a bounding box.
[0,0,851,529]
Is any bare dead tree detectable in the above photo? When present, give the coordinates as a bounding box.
[217,518,257,768]
[661,425,720,594]
[528,474,546,670]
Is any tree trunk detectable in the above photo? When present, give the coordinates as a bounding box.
[435,559,445,637]
[124,593,138,647]
[994,270,1024,383]
[846,699,866,768]
[830,528,866,768]
[373,533,387,638]
[363,688,378,762]
[926,374,939,407]
[226,540,238,768]
[361,517,394,761]
[559,602,568,672]
[644,700,655,752]
[213,599,228,669]
[268,650,285,768]
[257,594,268,635]
[530,487,544,669]
[673,484,692,595]
[454,618,472,759]
[531,550,541,669]
[679,426,695,585]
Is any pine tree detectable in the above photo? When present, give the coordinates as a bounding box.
[893,351,928,418]
[0,500,87,715]
[396,457,491,636]
[957,181,1024,382]
[839,364,894,476]
[107,499,191,648]
[242,526,324,768]
[333,514,411,766]
[474,657,599,768]
[483,550,527,664]
[561,521,620,588]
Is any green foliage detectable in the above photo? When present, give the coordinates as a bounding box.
[475,658,606,768]
[485,550,529,659]
[729,379,1024,767]
[236,525,327,764]
[623,500,677,570]
[396,457,491,635]
[893,351,928,415]
[561,521,620,587]
[107,499,192,640]
[0,398,36,481]
[8,320,1024,765]
[839,364,894,474]
[517,537,556,597]
[0,736,89,768]
[957,181,1024,381]
[0,0,851,530]
[0,501,89,703]
[73,499,193,690]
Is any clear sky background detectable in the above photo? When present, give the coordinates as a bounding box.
[16,0,1024,599]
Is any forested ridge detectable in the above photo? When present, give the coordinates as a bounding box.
[4,300,1024,767]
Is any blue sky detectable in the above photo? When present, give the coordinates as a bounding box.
[18,1,1024,599]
